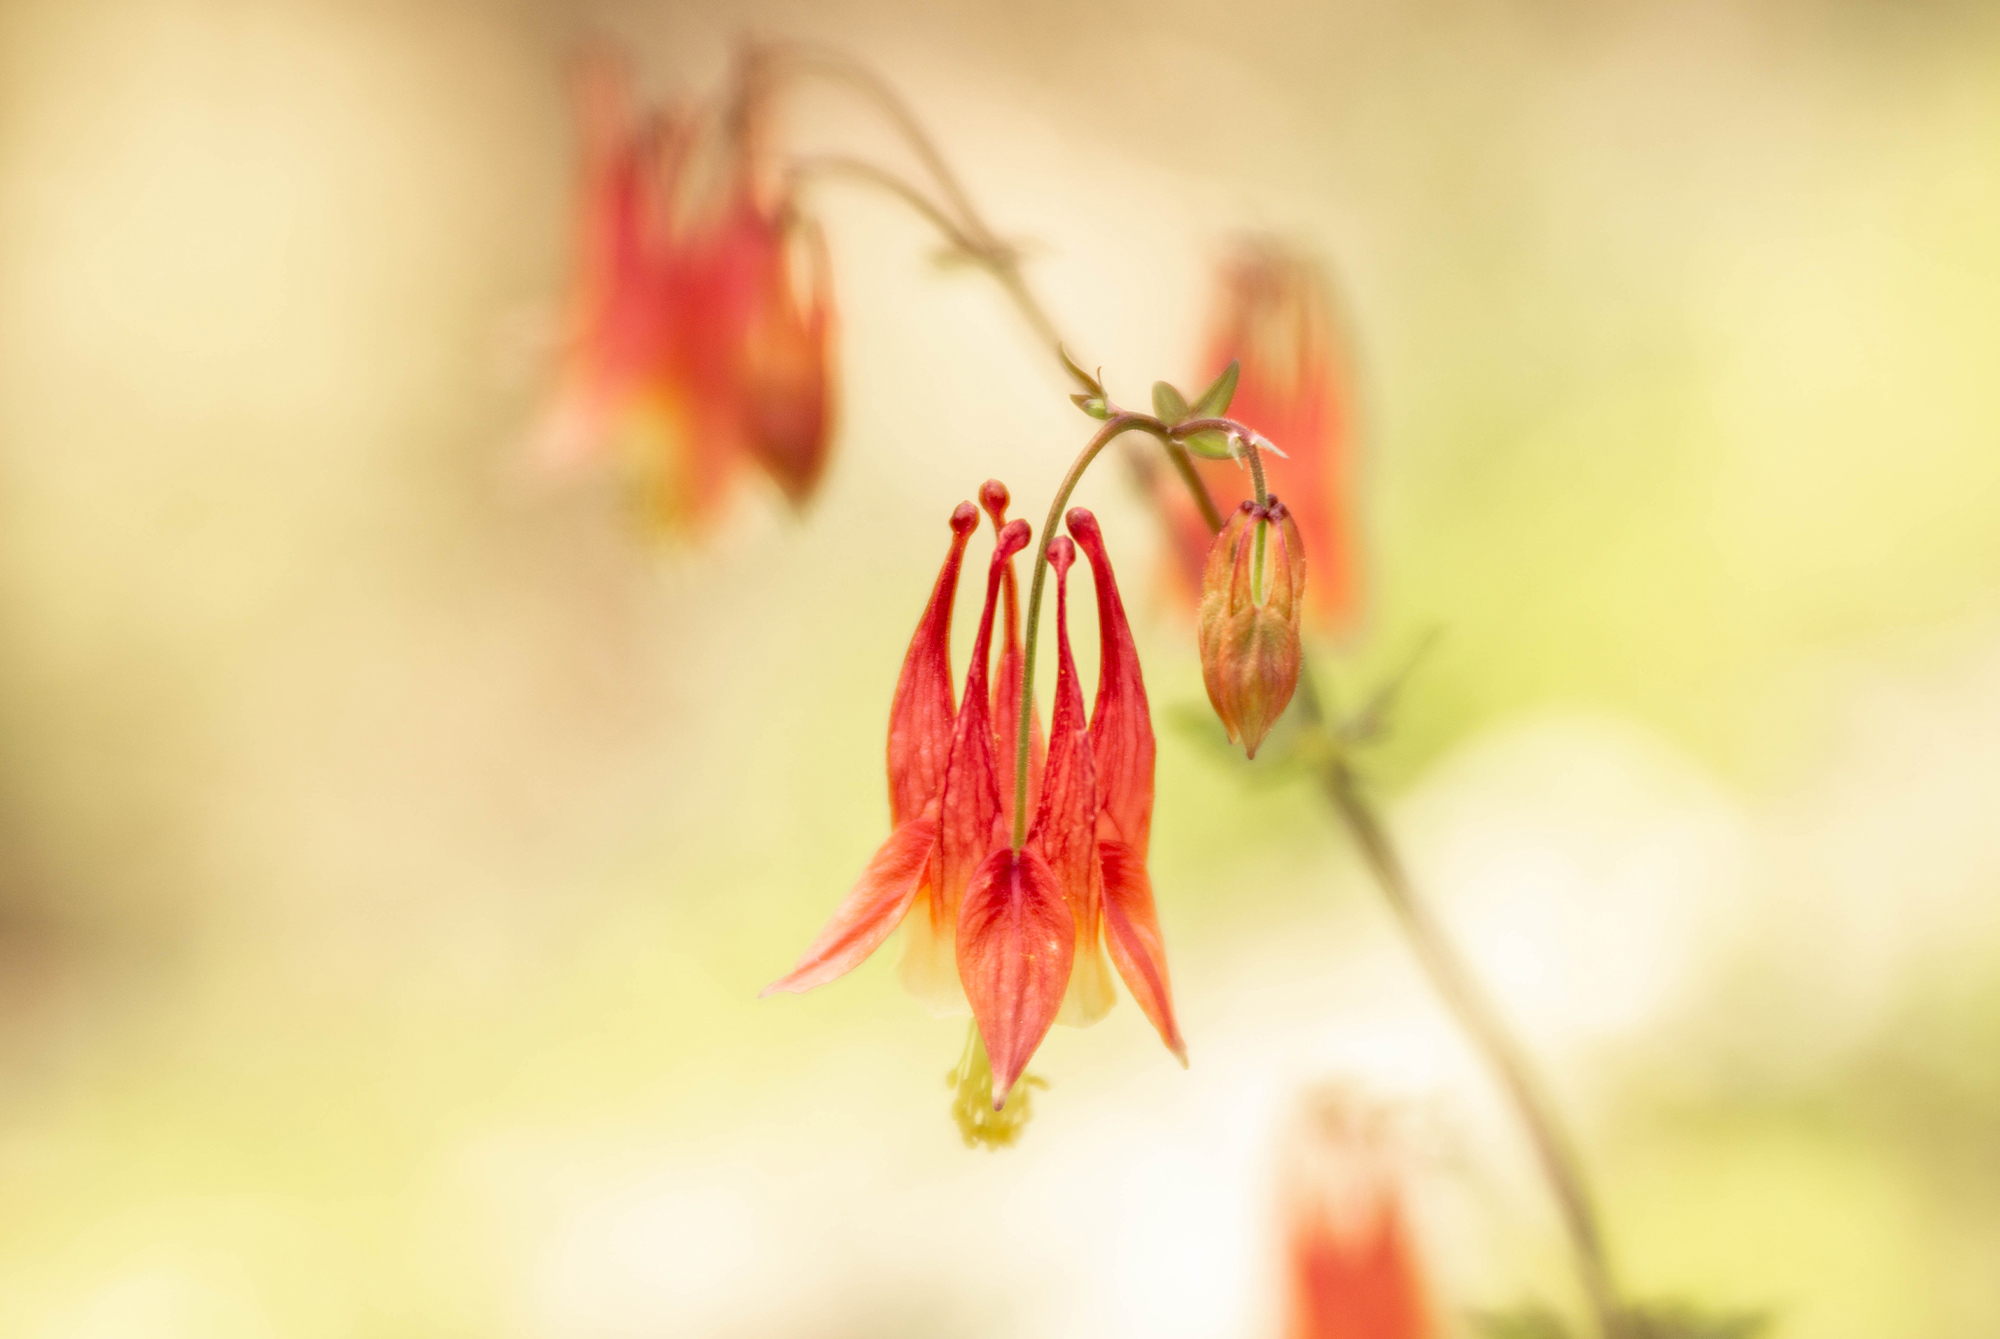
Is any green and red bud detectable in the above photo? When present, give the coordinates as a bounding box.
[1199,497,1307,760]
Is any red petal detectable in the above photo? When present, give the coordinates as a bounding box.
[1099,838,1187,1064]
[763,813,939,996]
[1066,508,1157,860]
[1286,1200,1433,1339]
[938,518,1030,930]
[1027,536,1104,975]
[1031,537,1115,1027]
[983,482,1045,834]
[740,215,838,506]
[1197,507,1256,747]
[887,502,979,828]
[1269,497,1307,622]
[957,846,1076,1106]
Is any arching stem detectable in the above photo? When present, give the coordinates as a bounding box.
[1011,412,1149,849]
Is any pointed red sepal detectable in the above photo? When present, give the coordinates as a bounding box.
[1032,536,1115,1027]
[938,518,1031,929]
[957,845,1076,1106]
[983,481,1045,833]
[740,213,837,508]
[1028,539,1102,936]
[1066,508,1157,859]
[1098,838,1187,1064]
[887,501,979,827]
[762,811,940,996]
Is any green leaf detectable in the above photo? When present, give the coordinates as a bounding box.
[1189,359,1239,418]
[1070,393,1111,420]
[1180,429,1234,460]
[1152,381,1190,424]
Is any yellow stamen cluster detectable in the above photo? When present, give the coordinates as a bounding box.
[947,1022,1048,1149]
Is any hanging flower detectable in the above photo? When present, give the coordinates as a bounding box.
[1156,238,1359,633]
[765,495,1184,1141]
[539,48,836,531]
[1278,1091,1436,1339]
[1199,497,1306,758]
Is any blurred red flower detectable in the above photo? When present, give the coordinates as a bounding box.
[1158,239,1360,633]
[1279,1092,1435,1339]
[539,50,835,530]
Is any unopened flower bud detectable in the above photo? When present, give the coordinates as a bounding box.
[1198,497,1306,759]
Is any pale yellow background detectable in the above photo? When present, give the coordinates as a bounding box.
[2,0,1998,1335]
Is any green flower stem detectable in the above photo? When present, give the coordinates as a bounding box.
[1246,442,1269,602]
[1009,411,1267,850]
[1163,439,1226,533]
[1011,412,1151,849]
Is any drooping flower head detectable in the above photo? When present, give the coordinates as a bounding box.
[1278,1090,1435,1339]
[1200,496,1306,759]
[766,493,1184,1139]
[540,47,837,531]
[1157,237,1359,633]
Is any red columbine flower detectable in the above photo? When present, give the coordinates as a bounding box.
[1156,238,1359,632]
[766,496,1184,1127]
[540,49,836,530]
[1279,1093,1435,1339]
[1200,497,1306,759]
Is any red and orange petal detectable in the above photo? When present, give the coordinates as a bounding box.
[1066,507,1156,860]
[957,845,1076,1108]
[743,224,837,505]
[887,502,979,828]
[1029,536,1115,1027]
[1285,1201,1433,1339]
[1098,838,1186,1063]
[906,517,1029,1009]
[762,810,939,997]
[982,481,1045,835]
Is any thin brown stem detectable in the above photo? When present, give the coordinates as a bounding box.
[767,41,993,250]
[789,155,984,256]
[1319,754,1625,1338]
[768,40,1068,356]
[1163,441,1225,534]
